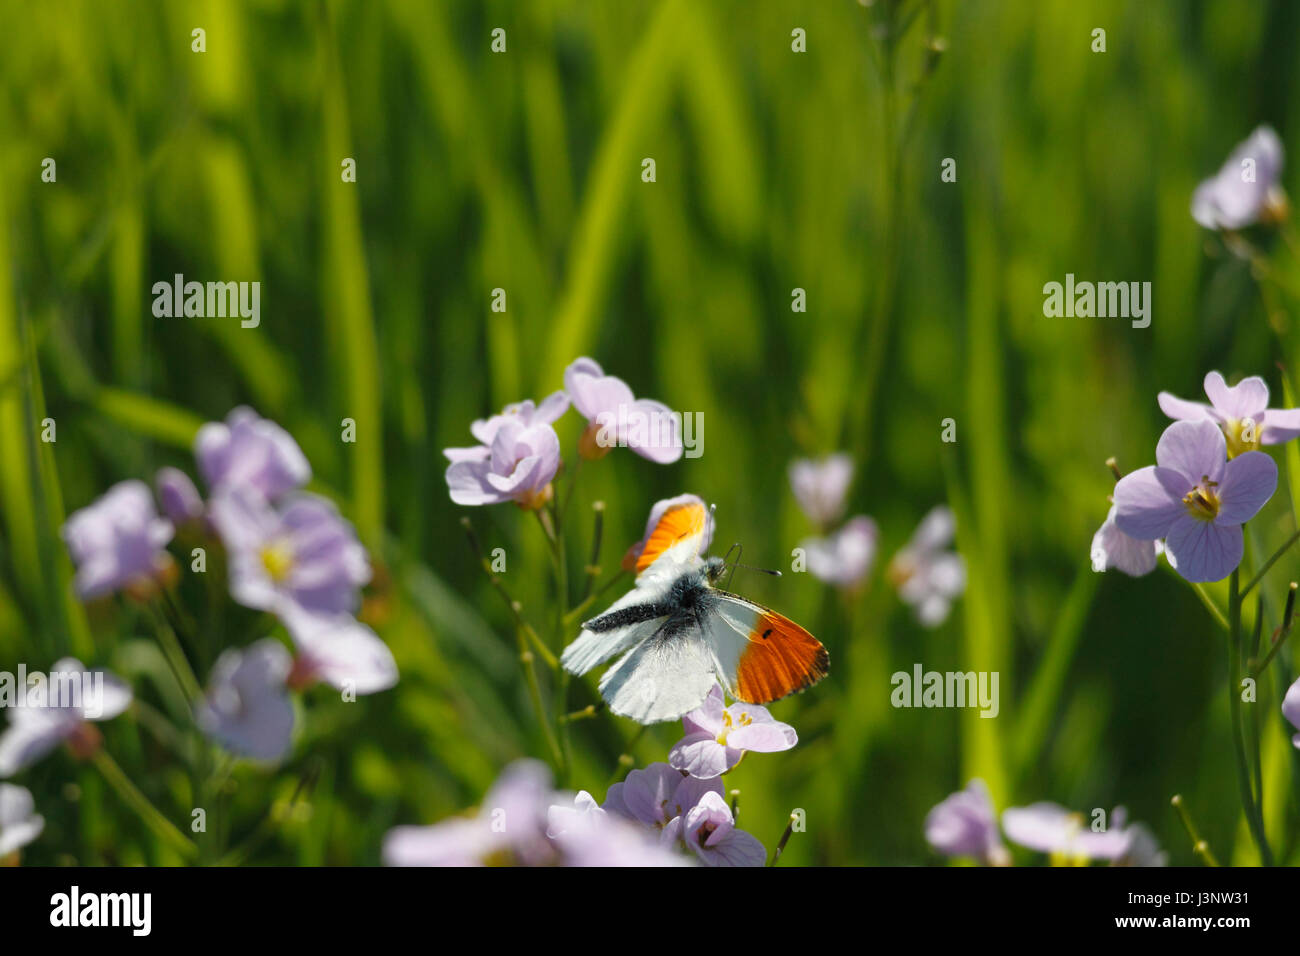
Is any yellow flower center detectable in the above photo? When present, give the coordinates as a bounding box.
[715,709,753,746]
[1182,477,1221,522]
[1224,418,1260,458]
[260,541,295,582]
[1048,813,1091,867]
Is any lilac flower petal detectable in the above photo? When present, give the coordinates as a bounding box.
[1164,517,1243,583]
[62,480,174,599]
[1091,506,1159,577]
[788,454,855,525]
[382,820,494,867]
[911,506,956,552]
[196,639,295,762]
[1157,391,1213,422]
[669,775,725,820]
[0,710,75,778]
[1002,803,1078,854]
[565,361,636,422]
[156,467,204,525]
[195,407,311,498]
[1192,127,1286,230]
[624,399,683,464]
[1214,451,1277,524]
[284,610,398,695]
[1262,406,1300,444]
[1204,372,1269,421]
[678,791,766,866]
[1155,419,1226,484]
[0,784,44,856]
[668,732,735,779]
[681,684,726,738]
[445,458,507,505]
[615,763,685,827]
[925,779,1004,863]
[696,827,766,867]
[443,445,491,465]
[1283,677,1300,748]
[1113,466,1183,539]
[546,791,605,839]
[602,782,631,819]
[726,719,797,753]
[803,515,878,588]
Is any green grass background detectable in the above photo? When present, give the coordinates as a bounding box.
[2,0,1300,865]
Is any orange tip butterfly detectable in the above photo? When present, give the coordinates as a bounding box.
[561,497,829,724]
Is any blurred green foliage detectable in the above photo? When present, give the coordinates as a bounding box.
[2,0,1300,865]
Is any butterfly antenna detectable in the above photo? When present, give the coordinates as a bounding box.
[731,563,782,578]
[724,542,742,590]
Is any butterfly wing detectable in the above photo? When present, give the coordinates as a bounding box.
[596,623,720,724]
[627,497,714,582]
[564,498,711,678]
[704,592,829,705]
[560,576,671,677]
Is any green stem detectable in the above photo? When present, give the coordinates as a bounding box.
[147,603,203,708]
[1227,569,1273,864]
[93,749,198,861]
[1170,794,1219,867]
[517,626,564,770]
[1239,528,1300,599]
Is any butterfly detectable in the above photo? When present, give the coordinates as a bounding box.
[560,497,829,724]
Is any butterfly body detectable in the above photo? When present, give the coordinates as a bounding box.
[562,503,829,724]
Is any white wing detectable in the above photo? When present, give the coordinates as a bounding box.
[597,625,718,724]
[560,574,672,677]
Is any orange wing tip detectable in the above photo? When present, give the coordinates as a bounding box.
[633,500,710,573]
[733,613,830,705]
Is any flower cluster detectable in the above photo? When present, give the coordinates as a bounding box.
[926,779,1165,867]
[790,456,965,625]
[1094,372,1291,583]
[385,684,794,866]
[444,357,683,509]
[2,408,399,859]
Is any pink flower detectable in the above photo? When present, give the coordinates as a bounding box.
[661,790,766,866]
[924,779,1009,865]
[195,406,311,500]
[196,640,294,763]
[1284,676,1300,749]
[546,791,686,867]
[1090,505,1160,577]
[603,762,722,830]
[62,481,174,600]
[1192,126,1287,230]
[384,760,556,867]
[788,454,854,526]
[155,467,204,526]
[888,506,965,626]
[444,415,562,510]
[281,608,398,696]
[1158,371,1300,456]
[1113,419,1276,582]
[1002,803,1164,865]
[0,659,132,777]
[564,357,682,464]
[0,784,44,857]
[801,515,878,588]
[668,685,797,779]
